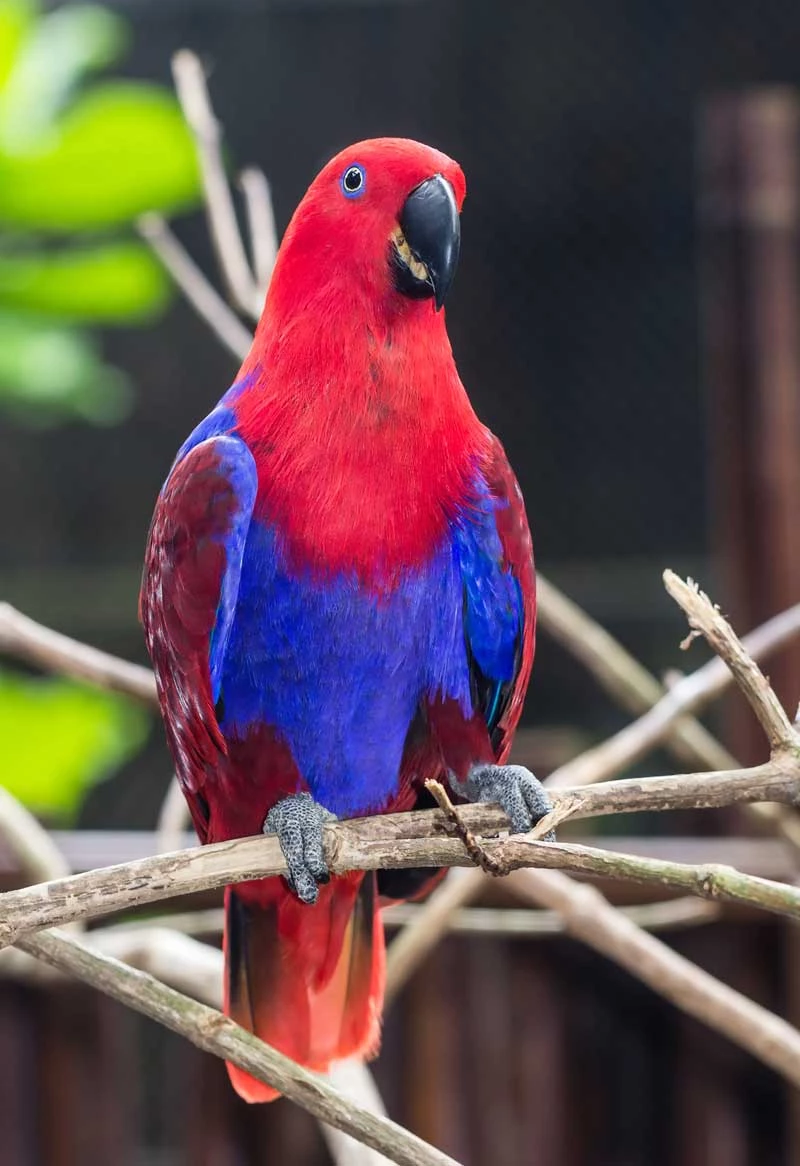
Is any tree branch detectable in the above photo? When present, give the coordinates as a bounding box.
[171,50,262,320]
[137,213,252,361]
[385,896,721,936]
[507,867,800,1087]
[664,571,800,754]
[239,167,278,296]
[547,598,800,789]
[3,763,800,948]
[536,573,734,771]
[0,602,157,705]
[19,928,458,1166]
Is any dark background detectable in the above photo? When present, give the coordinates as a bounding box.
[4,2,800,1163]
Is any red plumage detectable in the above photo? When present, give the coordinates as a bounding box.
[140,138,536,1100]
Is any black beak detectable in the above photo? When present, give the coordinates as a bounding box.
[395,174,460,310]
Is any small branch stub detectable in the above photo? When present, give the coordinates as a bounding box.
[424,779,510,876]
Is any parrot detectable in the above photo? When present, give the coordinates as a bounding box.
[140,137,552,1102]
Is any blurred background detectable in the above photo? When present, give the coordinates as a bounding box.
[2,1,800,1163]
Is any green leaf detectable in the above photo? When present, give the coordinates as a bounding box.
[0,241,170,320]
[0,0,34,93]
[0,670,149,823]
[0,313,132,424]
[0,83,201,230]
[0,4,126,151]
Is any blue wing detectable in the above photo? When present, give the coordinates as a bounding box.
[453,446,533,749]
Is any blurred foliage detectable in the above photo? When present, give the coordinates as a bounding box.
[0,669,149,822]
[0,0,201,425]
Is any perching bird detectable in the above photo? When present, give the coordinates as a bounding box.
[140,137,551,1102]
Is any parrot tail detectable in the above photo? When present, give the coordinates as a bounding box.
[223,872,385,1102]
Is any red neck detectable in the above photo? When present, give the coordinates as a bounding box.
[234,286,486,583]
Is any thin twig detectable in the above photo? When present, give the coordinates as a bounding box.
[508,866,800,1083]
[664,572,800,754]
[0,898,720,977]
[528,761,800,838]
[19,929,459,1166]
[239,167,278,297]
[424,779,508,875]
[138,214,252,360]
[385,897,720,936]
[171,50,262,319]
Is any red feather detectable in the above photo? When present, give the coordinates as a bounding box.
[140,138,536,1101]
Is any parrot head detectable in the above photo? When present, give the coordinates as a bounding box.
[269,137,466,317]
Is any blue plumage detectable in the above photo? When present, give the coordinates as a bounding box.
[168,396,524,821]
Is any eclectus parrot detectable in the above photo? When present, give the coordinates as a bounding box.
[140,137,551,1102]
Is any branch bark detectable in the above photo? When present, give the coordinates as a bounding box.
[3,764,800,948]
[19,928,459,1166]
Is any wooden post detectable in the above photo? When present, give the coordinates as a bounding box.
[698,89,800,763]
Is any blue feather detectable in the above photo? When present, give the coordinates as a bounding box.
[168,392,523,818]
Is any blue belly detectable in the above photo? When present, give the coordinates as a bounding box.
[217,520,472,817]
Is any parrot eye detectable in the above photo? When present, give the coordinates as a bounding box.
[341,164,366,198]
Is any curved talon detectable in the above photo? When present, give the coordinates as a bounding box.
[263,792,336,904]
[453,763,556,840]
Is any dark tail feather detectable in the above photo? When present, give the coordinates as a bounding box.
[223,874,385,1103]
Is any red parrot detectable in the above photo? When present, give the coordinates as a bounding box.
[140,138,550,1101]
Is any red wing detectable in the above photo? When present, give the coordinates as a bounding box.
[139,436,257,841]
[479,432,536,761]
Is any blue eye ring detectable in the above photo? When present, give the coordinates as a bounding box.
[340,163,366,199]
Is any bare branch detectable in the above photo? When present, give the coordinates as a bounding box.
[537,573,733,772]
[4,597,799,781]
[0,751,396,1165]
[547,599,800,789]
[19,928,459,1166]
[4,769,800,947]
[385,897,720,937]
[0,603,157,705]
[664,571,800,754]
[138,213,252,361]
[528,761,799,837]
[508,867,800,1087]
[0,783,68,883]
[171,50,262,319]
[385,868,482,1004]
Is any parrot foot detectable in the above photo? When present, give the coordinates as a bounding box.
[263,793,337,905]
[452,763,556,839]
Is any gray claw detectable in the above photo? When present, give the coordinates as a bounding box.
[264,792,336,904]
[453,763,555,839]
